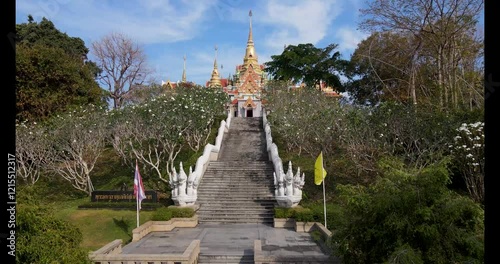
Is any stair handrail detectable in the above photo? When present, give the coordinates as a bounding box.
[170,107,233,206]
[262,107,305,208]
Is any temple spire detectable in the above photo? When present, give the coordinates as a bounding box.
[182,55,187,83]
[209,45,221,88]
[244,10,257,67]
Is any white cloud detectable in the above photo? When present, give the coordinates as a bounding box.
[16,0,217,45]
[335,26,369,56]
[260,0,343,51]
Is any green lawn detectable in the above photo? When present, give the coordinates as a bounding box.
[53,198,155,251]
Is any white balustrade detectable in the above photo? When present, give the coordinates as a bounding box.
[170,107,233,206]
[263,108,305,207]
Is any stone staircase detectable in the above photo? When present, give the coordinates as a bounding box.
[198,254,254,264]
[197,117,275,225]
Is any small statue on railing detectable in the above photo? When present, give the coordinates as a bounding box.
[273,161,305,207]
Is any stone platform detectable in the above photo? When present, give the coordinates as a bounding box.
[121,223,338,263]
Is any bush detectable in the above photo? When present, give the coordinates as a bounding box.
[169,207,195,218]
[294,207,314,222]
[274,207,295,218]
[150,207,173,221]
[17,203,90,264]
[150,207,195,221]
[332,160,484,264]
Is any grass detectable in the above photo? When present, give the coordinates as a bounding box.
[67,208,155,251]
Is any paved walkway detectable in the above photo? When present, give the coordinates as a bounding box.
[121,223,332,260]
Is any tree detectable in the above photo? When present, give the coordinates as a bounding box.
[358,0,483,109]
[109,88,227,188]
[16,43,105,122]
[16,16,89,59]
[264,43,347,89]
[15,121,52,186]
[333,159,484,263]
[91,32,153,109]
[44,105,108,195]
[16,15,105,122]
[345,32,416,105]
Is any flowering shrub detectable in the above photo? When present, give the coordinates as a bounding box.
[450,122,484,203]
[109,87,228,185]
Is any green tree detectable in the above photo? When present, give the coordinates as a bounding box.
[333,159,484,264]
[264,43,347,89]
[17,190,90,263]
[16,43,105,122]
[16,16,89,59]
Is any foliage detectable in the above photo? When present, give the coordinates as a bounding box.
[274,207,296,218]
[150,207,194,221]
[265,89,343,157]
[169,207,195,218]
[42,104,109,195]
[16,16,90,60]
[355,0,484,109]
[344,32,414,105]
[16,43,104,122]
[17,198,90,264]
[264,43,347,89]
[332,159,484,264]
[15,120,52,185]
[150,207,173,221]
[450,122,484,203]
[108,87,228,190]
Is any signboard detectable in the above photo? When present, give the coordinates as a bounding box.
[91,190,158,203]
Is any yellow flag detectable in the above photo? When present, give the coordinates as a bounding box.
[314,151,327,185]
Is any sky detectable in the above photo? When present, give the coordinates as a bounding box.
[15,0,369,86]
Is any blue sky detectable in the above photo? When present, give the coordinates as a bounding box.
[16,0,369,86]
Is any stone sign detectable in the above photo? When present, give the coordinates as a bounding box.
[91,190,158,203]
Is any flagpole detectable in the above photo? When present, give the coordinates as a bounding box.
[136,191,140,228]
[322,167,327,229]
[136,160,140,228]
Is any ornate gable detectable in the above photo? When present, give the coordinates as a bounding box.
[244,97,257,108]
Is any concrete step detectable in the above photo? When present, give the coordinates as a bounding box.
[197,195,274,199]
[197,196,275,200]
[198,202,276,207]
[199,205,274,209]
[198,254,253,264]
[197,192,273,196]
[198,211,273,216]
[198,218,274,224]
[198,184,273,188]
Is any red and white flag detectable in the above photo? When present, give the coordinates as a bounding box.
[134,161,146,210]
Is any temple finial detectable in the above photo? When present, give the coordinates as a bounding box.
[248,10,253,43]
[213,45,218,69]
[182,55,187,83]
